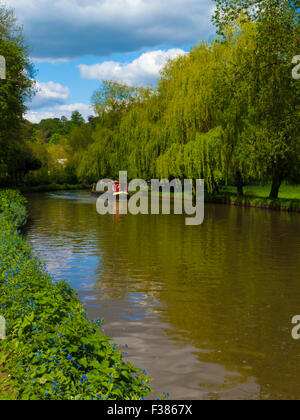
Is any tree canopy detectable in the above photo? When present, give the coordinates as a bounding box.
[2,1,299,199]
[0,3,37,185]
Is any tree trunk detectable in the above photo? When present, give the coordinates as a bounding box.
[269,172,283,200]
[235,171,244,197]
[212,179,219,195]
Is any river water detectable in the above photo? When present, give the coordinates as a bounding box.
[24,190,300,400]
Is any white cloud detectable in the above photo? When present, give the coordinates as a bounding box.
[31,57,71,65]
[5,0,215,59]
[78,49,187,86]
[29,81,70,109]
[26,103,93,123]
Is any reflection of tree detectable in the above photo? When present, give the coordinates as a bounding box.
[26,193,300,399]
[95,205,300,399]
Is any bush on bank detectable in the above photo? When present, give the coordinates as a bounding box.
[20,183,92,193]
[0,190,152,400]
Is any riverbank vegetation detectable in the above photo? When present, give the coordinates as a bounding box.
[0,189,152,400]
[21,183,91,193]
[203,183,300,213]
[206,191,300,213]
[1,1,299,201]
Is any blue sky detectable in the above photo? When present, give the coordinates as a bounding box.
[5,0,215,122]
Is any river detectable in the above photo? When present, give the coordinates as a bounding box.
[24,190,300,400]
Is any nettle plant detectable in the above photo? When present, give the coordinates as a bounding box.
[0,190,153,400]
[0,189,27,227]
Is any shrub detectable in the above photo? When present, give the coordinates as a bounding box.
[0,189,28,228]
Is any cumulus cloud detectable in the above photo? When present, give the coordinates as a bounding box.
[6,0,215,59]
[78,48,187,86]
[25,103,93,124]
[29,81,70,109]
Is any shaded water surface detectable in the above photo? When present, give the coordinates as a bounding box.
[24,191,300,400]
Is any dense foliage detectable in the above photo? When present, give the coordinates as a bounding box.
[1,1,299,199]
[213,0,300,198]
[14,2,298,199]
[0,190,152,400]
[0,4,38,187]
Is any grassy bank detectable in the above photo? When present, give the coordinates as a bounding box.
[205,184,300,213]
[151,182,300,213]
[222,184,300,200]
[0,190,152,400]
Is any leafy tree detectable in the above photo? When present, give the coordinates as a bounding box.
[92,80,152,126]
[0,3,36,184]
[68,124,93,152]
[18,0,300,199]
[5,144,41,185]
[49,132,60,145]
[77,135,111,182]
[213,0,298,35]
[213,0,300,198]
[35,118,65,142]
[70,110,85,126]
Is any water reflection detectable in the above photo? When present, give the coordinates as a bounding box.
[25,191,300,400]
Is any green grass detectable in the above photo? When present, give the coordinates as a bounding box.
[221,183,300,200]
[204,183,300,213]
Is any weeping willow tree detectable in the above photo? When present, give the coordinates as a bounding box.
[77,127,116,181]
[153,23,257,193]
[184,127,226,193]
[82,80,155,180]
[156,44,219,148]
[156,143,184,180]
[76,13,299,198]
[209,21,258,195]
[76,30,252,189]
